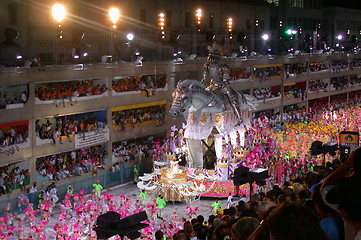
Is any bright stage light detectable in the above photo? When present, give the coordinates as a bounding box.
[52,4,66,24]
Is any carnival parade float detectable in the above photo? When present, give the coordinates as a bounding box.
[137,44,275,201]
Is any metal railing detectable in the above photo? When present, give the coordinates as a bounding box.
[0,159,153,215]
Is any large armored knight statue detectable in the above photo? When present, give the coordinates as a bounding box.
[202,43,243,124]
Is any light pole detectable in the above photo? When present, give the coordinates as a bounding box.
[336,34,344,51]
[52,3,66,65]
[285,28,297,52]
[225,17,233,54]
[126,33,134,61]
[158,12,165,59]
[193,8,202,54]
[261,33,270,55]
[109,7,120,58]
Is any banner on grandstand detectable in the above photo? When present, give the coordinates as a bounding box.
[339,131,359,146]
[75,128,109,148]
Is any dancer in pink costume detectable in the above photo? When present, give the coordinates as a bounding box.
[185,206,198,219]
[5,204,14,226]
[171,207,181,232]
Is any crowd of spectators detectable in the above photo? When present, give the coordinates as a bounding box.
[330,94,348,108]
[35,80,107,107]
[254,66,282,81]
[308,80,328,93]
[253,109,281,128]
[348,90,361,104]
[0,126,28,148]
[112,136,165,170]
[331,60,348,72]
[349,59,361,70]
[112,74,167,93]
[330,77,349,91]
[229,68,251,81]
[36,144,107,180]
[285,62,330,78]
[283,85,307,100]
[167,153,360,240]
[308,62,330,73]
[253,88,359,126]
[308,98,329,114]
[112,105,167,132]
[253,88,280,101]
[0,164,29,194]
[284,63,308,77]
[308,95,353,114]
[282,104,309,124]
[35,113,107,145]
[349,75,361,87]
[307,76,361,94]
[0,89,27,109]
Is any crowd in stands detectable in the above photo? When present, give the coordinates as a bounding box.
[112,136,165,170]
[253,88,280,101]
[307,76,361,94]
[349,59,361,69]
[0,126,28,147]
[331,60,348,72]
[112,74,167,93]
[254,92,355,126]
[112,105,167,132]
[36,144,107,180]
[310,95,354,114]
[35,113,107,145]
[229,68,251,81]
[285,62,330,78]
[284,63,308,77]
[0,89,27,109]
[308,98,329,114]
[348,90,361,104]
[253,109,281,127]
[35,80,107,106]
[330,94,348,108]
[282,104,308,124]
[254,66,282,81]
[308,80,328,93]
[0,164,29,194]
[308,62,330,73]
[283,85,306,100]
[330,77,349,91]
[349,75,361,86]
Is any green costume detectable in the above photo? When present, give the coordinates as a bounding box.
[93,182,103,196]
[212,201,221,209]
[212,200,222,214]
[156,196,166,208]
[156,196,166,218]
[133,166,139,183]
[38,192,44,204]
[139,191,147,201]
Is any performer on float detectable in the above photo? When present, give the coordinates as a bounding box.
[202,42,243,124]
